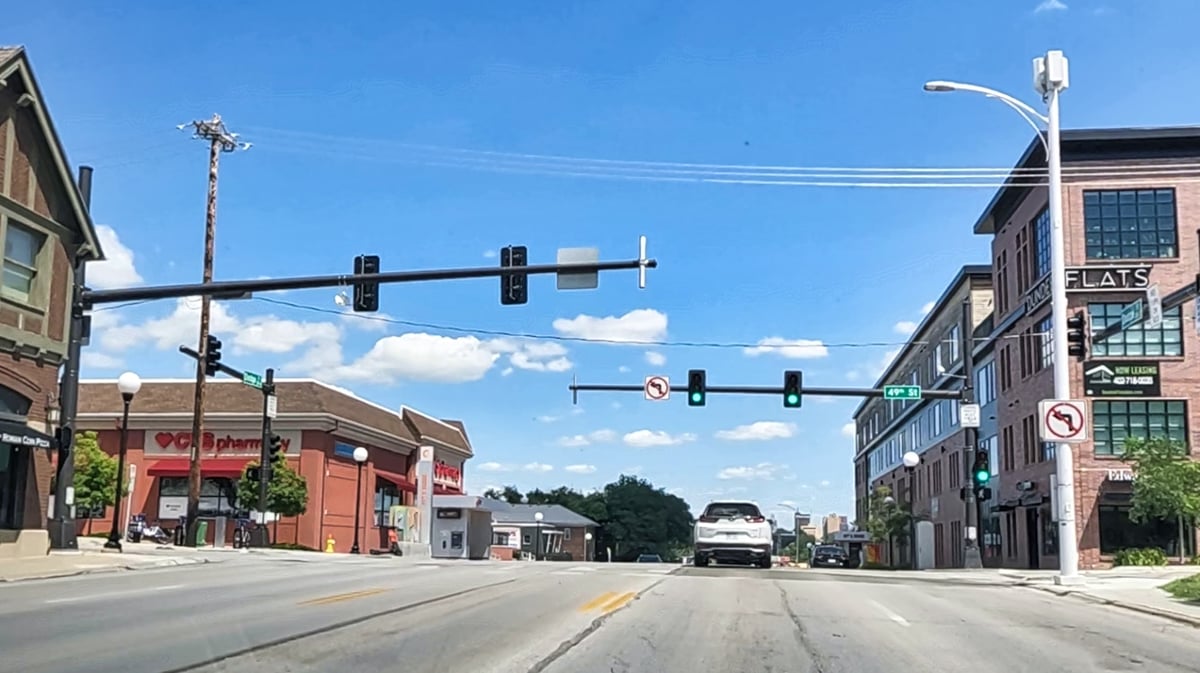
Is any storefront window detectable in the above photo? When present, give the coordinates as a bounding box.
[0,445,25,529]
[374,479,402,526]
[157,476,243,519]
[1098,504,1196,556]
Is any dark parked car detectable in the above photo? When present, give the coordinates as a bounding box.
[811,544,849,568]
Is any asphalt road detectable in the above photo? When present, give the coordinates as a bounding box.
[3,558,1198,673]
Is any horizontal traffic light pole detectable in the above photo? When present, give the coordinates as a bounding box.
[179,345,249,382]
[1089,277,1198,343]
[568,382,965,402]
[82,257,657,307]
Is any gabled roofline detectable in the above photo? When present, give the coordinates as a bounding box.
[851,264,992,418]
[0,46,103,260]
[973,125,1200,236]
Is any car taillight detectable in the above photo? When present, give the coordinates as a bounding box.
[748,516,765,523]
[699,516,719,523]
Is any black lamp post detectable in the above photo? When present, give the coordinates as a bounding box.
[104,372,141,551]
[350,446,368,554]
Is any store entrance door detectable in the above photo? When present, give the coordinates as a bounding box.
[0,443,28,529]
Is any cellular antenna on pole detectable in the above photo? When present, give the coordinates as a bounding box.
[179,114,248,547]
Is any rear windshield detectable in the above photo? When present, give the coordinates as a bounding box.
[703,503,763,519]
[816,545,844,554]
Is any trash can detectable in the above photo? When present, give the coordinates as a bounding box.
[195,520,209,547]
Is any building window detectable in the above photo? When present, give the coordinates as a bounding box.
[158,476,243,518]
[1088,303,1183,357]
[1032,207,1051,281]
[1083,189,1177,260]
[2,221,45,304]
[374,479,402,527]
[948,324,961,362]
[1037,315,1053,370]
[1092,400,1188,457]
[1099,505,1195,556]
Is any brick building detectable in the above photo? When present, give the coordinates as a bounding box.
[74,378,473,553]
[852,266,996,568]
[979,126,1200,569]
[0,47,104,558]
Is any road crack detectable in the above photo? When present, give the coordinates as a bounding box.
[774,580,829,673]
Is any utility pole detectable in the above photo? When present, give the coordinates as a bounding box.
[256,368,275,548]
[959,296,983,569]
[181,115,248,547]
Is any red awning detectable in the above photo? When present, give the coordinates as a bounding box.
[374,468,415,492]
[146,458,252,478]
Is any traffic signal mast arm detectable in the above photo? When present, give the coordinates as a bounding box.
[179,345,252,384]
[1087,277,1199,343]
[569,381,965,401]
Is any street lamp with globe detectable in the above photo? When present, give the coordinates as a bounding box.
[534,511,544,560]
[584,531,594,562]
[350,446,368,554]
[902,450,922,568]
[104,372,142,551]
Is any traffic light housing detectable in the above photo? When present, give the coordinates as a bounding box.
[1066,310,1088,361]
[204,334,222,377]
[246,465,261,482]
[267,434,284,463]
[500,245,529,305]
[353,254,381,312]
[687,369,706,407]
[783,370,803,408]
[972,449,990,487]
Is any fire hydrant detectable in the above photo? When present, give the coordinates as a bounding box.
[325,534,336,553]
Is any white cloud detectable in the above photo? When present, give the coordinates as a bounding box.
[920,301,935,315]
[893,321,918,335]
[623,429,697,448]
[313,333,499,383]
[88,225,144,289]
[622,465,643,475]
[338,310,392,333]
[523,462,554,473]
[819,480,831,487]
[1034,0,1067,12]
[556,429,617,447]
[483,249,498,259]
[717,462,788,481]
[489,338,573,373]
[644,351,666,366]
[617,365,631,373]
[743,337,829,359]
[476,461,512,473]
[81,351,123,369]
[841,422,857,438]
[552,309,667,345]
[564,464,597,474]
[714,421,797,442]
[501,367,514,376]
[536,415,560,423]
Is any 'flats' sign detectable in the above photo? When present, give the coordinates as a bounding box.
[1024,265,1152,313]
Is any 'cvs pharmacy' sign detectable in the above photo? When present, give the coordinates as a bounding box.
[154,431,290,455]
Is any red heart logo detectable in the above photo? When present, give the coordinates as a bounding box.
[155,432,175,449]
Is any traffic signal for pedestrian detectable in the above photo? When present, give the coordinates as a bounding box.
[972,449,990,487]
[267,434,283,462]
[500,245,529,305]
[204,334,222,377]
[783,370,802,408]
[353,254,381,312]
[687,369,706,407]
[1066,311,1088,361]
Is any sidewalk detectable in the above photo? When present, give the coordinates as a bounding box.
[0,543,209,583]
[1024,569,1200,627]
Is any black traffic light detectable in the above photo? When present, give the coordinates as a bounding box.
[353,254,381,312]
[246,465,261,483]
[1066,310,1088,361]
[972,449,990,487]
[204,334,222,377]
[687,369,706,407]
[267,434,284,463]
[500,245,529,305]
[783,370,803,408]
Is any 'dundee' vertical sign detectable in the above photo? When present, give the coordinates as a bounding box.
[415,446,435,546]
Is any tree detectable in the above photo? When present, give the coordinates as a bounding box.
[236,459,309,542]
[72,431,122,534]
[483,485,524,504]
[865,485,913,566]
[1121,436,1200,562]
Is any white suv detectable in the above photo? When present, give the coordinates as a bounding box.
[693,500,773,568]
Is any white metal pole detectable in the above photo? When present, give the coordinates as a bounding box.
[1045,75,1080,580]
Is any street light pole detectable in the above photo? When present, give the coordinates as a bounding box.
[104,372,141,551]
[351,446,368,554]
[923,50,1080,582]
[534,511,544,560]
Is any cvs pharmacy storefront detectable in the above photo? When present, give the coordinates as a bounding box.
[75,379,474,551]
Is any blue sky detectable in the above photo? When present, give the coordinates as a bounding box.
[7,0,1200,522]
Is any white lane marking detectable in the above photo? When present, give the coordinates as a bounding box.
[45,583,186,605]
[869,599,910,627]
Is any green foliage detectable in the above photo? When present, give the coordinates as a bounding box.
[488,474,695,561]
[236,459,309,518]
[1112,547,1169,566]
[1121,437,1200,524]
[1162,573,1200,602]
[865,485,913,544]
[782,533,816,562]
[73,431,122,515]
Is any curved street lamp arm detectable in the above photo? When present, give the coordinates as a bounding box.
[925,80,1051,155]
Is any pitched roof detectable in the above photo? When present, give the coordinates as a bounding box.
[492,504,597,527]
[0,46,103,259]
[401,406,473,456]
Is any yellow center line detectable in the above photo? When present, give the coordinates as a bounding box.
[578,591,618,612]
[598,591,636,615]
[298,588,389,607]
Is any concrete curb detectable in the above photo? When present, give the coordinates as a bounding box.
[1030,585,1200,628]
[0,555,212,583]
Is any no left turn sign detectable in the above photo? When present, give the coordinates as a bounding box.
[1037,399,1089,444]
[644,376,671,401]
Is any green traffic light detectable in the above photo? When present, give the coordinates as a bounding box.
[785,393,800,406]
[975,469,989,483]
[691,392,704,403]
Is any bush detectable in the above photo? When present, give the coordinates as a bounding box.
[1162,574,1200,601]
[1112,547,1169,566]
